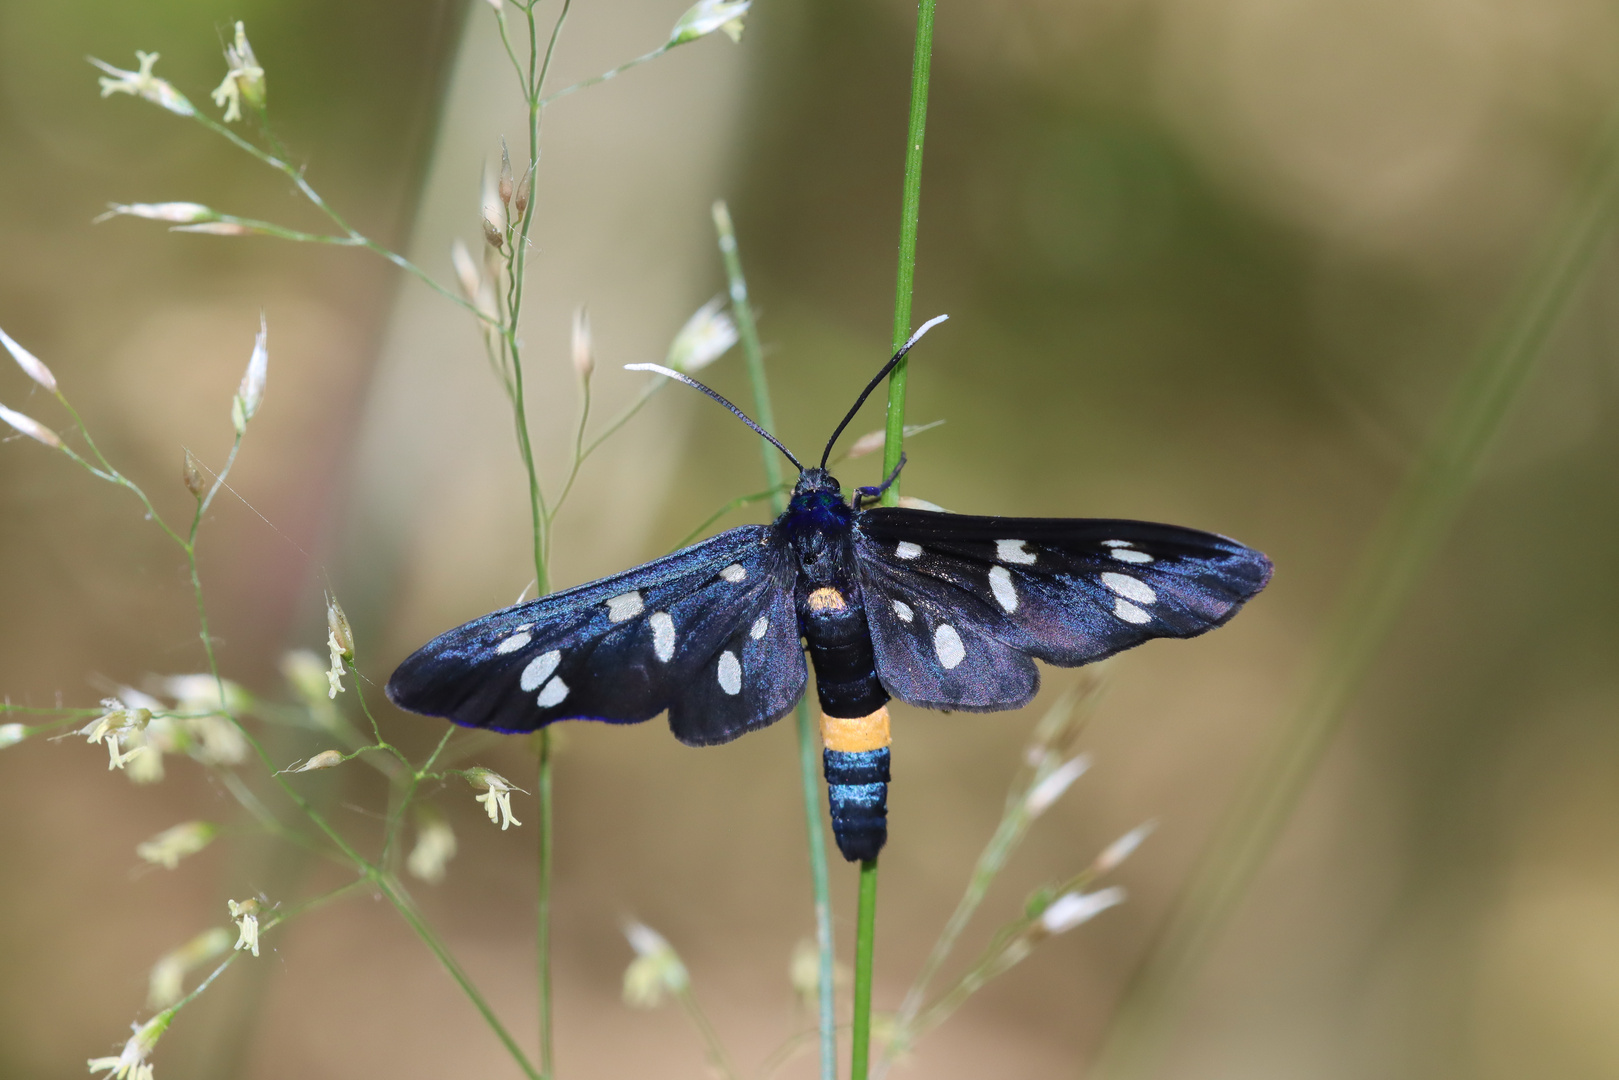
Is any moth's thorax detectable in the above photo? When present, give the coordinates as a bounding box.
[780,470,888,719]
[782,468,855,582]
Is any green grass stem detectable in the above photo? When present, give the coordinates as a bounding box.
[675,986,742,1080]
[856,3,939,1075]
[879,0,938,505]
[712,199,838,1080]
[850,858,880,1080]
[497,6,573,1072]
[1088,98,1619,1080]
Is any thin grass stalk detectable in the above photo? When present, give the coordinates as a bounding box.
[1087,99,1619,1080]
[381,875,544,1080]
[850,858,880,1080]
[536,728,555,1079]
[711,199,838,1080]
[674,987,742,1080]
[503,6,573,1073]
[542,43,673,105]
[857,2,939,1075]
[879,0,939,504]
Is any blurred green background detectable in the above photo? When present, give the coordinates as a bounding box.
[3,0,1619,1078]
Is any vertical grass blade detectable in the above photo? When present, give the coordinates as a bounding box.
[850,857,881,1080]
[1088,103,1619,1080]
[713,200,838,1080]
[858,2,940,1076]
[880,0,939,508]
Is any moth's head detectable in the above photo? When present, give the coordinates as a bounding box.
[793,468,842,499]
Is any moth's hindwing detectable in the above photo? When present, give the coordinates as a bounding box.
[853,508,1272,710]
[385,526,808,746]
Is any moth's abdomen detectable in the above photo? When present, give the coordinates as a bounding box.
[799,584,890,720]
[822,708,891,863]
[800,581,893,861]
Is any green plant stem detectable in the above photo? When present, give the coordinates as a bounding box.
[497,8,572,1073]
[545,371,593,540]
[382,726,457,863]
[798,698,838,1080]
[855,4,938,1076]
[214,710,540,1079]
[380,874,544,1080]
[712,199,839,1080]
[536,729,555,1080]
[913,865,1110,1041]
[883,685,1092,1069]
[1087,95,1619,1080]
[879,0,938,506]
[675,987,741,1080]
[541,43,672,105]
[501,0,557,598]
[885,806,1029,1060]
[163,878,370,1021]
[577,379,665,461]
[673,485,789,550]
[712,201,783,493]
[181,112,490,325]
[851,858,880,1080]
[54,411,535,1078]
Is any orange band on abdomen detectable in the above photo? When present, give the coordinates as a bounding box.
[820,705,892,753]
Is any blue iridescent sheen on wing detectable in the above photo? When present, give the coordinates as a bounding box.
[854,509,1272,711]
[385,525,807,746]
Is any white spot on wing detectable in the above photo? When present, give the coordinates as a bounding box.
[750,615,769,640]
[892,600,914,623]
[520,650,561,692]
[1101,540,1131,548]
[720,563,746,583]
[536,676,569,708]
[1101,572,1156,604]
[717,651,742,695]
[1110,548,1153,564]
[989,565,1018,613]
[895,541,923,560]
[933,623,966,669]
[1113,598,1151,624]
[996,539,1037,565]
[606,591,644,622]
[651,612,676,662]
[495,631,532,655]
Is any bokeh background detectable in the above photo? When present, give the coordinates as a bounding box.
[3,0,1619,1077]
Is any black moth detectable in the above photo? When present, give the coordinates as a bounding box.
[387,318,1273,862]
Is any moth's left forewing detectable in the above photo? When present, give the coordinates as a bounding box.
[855,508,1272,670]
[386,525,806,738]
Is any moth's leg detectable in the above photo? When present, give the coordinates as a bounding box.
[854,452,907,510]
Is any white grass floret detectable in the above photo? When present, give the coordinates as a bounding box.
[0,325,57,391]
[87,1011,170,1080]
[1039,887,1126,934]
[0,402,61,448]
[466,768,524,830]
[666,297,737,373]
[135,821,217,870]
[228,899,261,957]
[1023,754,1091,818]
[1093,821,1157,874]
[670,0,751,44]
[92,51,195,116]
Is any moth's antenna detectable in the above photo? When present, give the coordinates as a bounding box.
[626,363,805,472]
[819,313,949,470]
